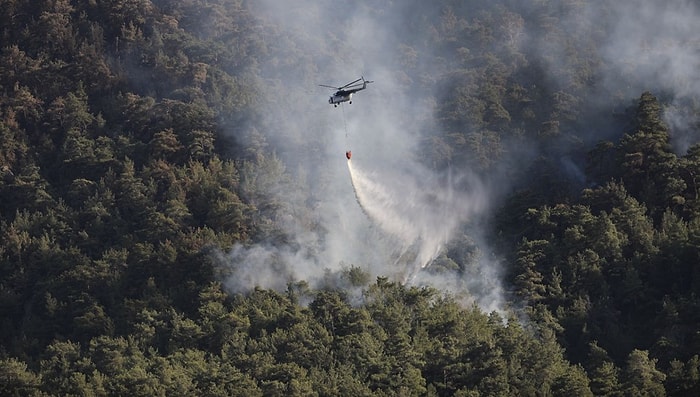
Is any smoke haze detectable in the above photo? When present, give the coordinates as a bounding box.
[218,0,700,311]
[522,1,700,151]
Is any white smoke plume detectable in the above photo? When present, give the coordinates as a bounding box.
[524,1,700,152]
[610,1,700,154]
[217,0,700,311]
[216,1,501,308]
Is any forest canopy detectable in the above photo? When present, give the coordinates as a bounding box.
[1,0,700,395]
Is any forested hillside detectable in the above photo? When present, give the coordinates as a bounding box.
[1,0,700,395]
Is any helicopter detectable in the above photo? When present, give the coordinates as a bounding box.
[320,77,373,107]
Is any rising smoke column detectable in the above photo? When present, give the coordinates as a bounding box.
[216,0,700,314]
[215,1,508,311]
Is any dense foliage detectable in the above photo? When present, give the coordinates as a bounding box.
[1,0,699,395]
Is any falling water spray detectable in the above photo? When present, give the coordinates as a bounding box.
[346,159,467,280]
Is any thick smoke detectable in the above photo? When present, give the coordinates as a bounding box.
[219,1,700,311]
[601,2,700,99]
[526,1,700,152]
[218,1,499,308]
[607,1,700,154]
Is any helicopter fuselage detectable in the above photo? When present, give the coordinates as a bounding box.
[322,78,372,107]
[329,92,353,105]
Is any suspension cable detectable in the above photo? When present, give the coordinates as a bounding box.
[341,102,348,140]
